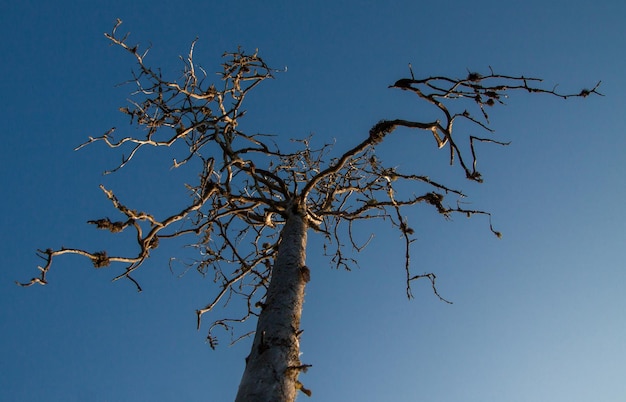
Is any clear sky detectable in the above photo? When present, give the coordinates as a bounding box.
[2,1,625,401]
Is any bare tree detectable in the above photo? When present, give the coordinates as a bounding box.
[19,20,601,402]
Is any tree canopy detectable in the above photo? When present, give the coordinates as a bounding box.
[18,18,602,402]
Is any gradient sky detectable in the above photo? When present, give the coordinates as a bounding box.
[2,1,625,401]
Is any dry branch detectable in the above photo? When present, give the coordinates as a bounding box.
[21,19,601,349]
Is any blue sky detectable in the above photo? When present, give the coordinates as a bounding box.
[2,1,625,401]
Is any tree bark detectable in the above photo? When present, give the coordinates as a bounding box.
[234,212,309,402]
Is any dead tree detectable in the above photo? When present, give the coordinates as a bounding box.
[19,20,601,402]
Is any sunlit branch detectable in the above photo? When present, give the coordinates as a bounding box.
[22,19,601,347]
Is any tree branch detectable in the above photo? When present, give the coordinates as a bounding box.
[22,20,601,345]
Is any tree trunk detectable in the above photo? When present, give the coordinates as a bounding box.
[234,212,309,402]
